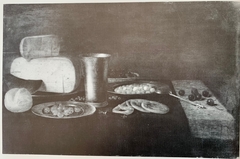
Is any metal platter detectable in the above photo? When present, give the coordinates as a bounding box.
[31,101,96,119]
[107,80,170,96]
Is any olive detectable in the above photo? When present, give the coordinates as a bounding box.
[207,99,214,106]
[43,107,51,114]
[188,94,196,101]
[195,94,202,100]
[202,90,210,97]
[178,90,185,96]
[191,88,199,95]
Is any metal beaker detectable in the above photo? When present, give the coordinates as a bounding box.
[80,53,111,108]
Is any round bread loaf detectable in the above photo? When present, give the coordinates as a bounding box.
[4,88,33,113]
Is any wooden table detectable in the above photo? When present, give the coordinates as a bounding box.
[107,79,237,157]
[172,80,235,141]
[2,79,237,157]
[172,80,237,157]
[2,80,193,157]
[108,78,236,141]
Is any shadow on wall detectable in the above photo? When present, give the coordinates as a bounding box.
[2,3,239,155]
[3,2,237,80]
[3,2,240,116]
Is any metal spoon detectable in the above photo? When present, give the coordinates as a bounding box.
[155,89,206,109]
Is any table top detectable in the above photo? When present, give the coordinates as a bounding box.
[2,80,193,157]
[172,80,235,140]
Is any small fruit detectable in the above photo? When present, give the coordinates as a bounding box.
[178,90,185,96]
[195,94,202,100]
[43,107,51,114]
[202,90,210,97]
[188,94,196,101]
[207,99,214,106]
[191,88,199,95]
[4,88,33,113]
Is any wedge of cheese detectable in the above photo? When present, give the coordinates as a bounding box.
[20,35,60,60]
[10,57,81,93]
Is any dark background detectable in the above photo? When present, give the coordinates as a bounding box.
[3,1,239,116]
[3,2,237,78]
[2,2,240,157]
[2,1,239,140]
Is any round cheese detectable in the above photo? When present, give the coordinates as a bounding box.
[20,35,60,60]
[10,57,81,93]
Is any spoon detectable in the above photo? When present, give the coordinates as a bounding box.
[155,89,206,109]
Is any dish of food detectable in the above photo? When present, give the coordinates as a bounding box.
[108,80,170,96]
[112,99,169,115]
[108,68,139,83]
[140,99,169,114]
[112,101,134,115]
[31,101,96,119]
[127,99,151,113]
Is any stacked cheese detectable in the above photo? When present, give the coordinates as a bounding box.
[20,34,60,60]
[10,35,80,93]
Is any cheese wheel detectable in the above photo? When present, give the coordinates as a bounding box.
[10,57,81,93]
[20,35,60,60]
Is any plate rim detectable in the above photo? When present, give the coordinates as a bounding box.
[128,99,151,113]
[31,88,80,98]
[141,100,170,114]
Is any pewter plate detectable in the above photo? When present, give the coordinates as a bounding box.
[31,101,96,119]
[108,80,170,96]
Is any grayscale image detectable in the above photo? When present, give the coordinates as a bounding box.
[2,1,240,158]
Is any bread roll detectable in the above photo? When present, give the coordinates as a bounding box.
[4,88,33,113]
